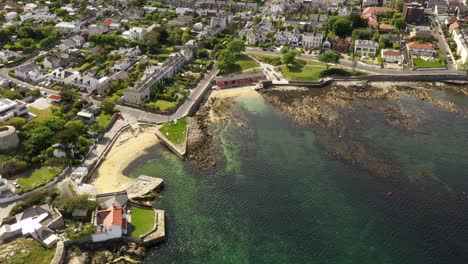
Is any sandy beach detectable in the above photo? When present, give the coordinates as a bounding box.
[92,125,160,193]
[210,86,258,99]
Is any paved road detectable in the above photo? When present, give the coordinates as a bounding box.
[429,16,456,71]
[245,47,465,75]
[121,68,220,124]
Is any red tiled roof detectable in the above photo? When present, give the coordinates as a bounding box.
[379,24,394,30]
[97,206,123,229]
[103,19,113,26]
[383,50,401,56]
[449,21,460,30]
[49,95,61,100]
[362,7,397,18]
[407,41,435,50]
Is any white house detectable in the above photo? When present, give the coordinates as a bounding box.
[47,68,77,85]
[122,27,147,40]
[0,98,29,122]
[24,3,38,12]
[362,0,379,7]
[0,49,20,63]
[406,41,438,57]
[276,29,301,46]
[33,11,56,21]
[55,22,80,33]
[5,12,17,21]
[14,63,40,80]
[112,57,130,72]
[452,28,468,64]
[302,32,324,49]
[381,49,404,64]
[87,24,109,36]
[339,6,352,16]
[19,12,33,22]
[354,39,379,57]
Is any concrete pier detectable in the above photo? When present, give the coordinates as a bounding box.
[126,175,164,199]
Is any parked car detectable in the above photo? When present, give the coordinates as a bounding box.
[13,182,20,188]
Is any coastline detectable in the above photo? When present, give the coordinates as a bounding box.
[91,125,160,193]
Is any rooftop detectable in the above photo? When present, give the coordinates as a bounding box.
[407,41,435,50]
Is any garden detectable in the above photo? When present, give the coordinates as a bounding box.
[130,206,156,238]
[159,117,187,145]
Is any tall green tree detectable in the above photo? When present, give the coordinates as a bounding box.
[227,39,245,55]
[332,18,353,38]
[282,51,296,65]
[318,51,341,70]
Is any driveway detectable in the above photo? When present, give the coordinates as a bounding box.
[28,97,51,110]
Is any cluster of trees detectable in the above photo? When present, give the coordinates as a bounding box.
[327,13,369,39]
[216,39,246,72]
[1,24,61,53]
[318,51,341,70]
[89,34,129,48]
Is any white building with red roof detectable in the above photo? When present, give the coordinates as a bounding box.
[406,41,439,57]
[381,49,404,64]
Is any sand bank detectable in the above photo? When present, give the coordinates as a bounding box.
[210,86,258,99]
[92,126,159,193]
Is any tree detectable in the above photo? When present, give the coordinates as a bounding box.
[54,127,80,160]
[332,18,353,39]
[216,49,236,72]
[282,51,296,65]
[182,31,191,44]
[89,123,104,136]
[352,29,372,40]
[101,98,116,115]
[318,51,341,70]
[280,46,290,54]
[227,39,245,55]
[349,13,368,28]
[393,18,407,32]
[197,48,209,58]
[6,117,26,130]
[393,42,401,49]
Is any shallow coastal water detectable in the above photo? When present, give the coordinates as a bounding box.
[125,89,468,264]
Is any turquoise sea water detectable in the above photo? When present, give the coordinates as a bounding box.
[125,91,468,264]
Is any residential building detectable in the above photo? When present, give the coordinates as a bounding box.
[71,35,85,47]
[332,36,353,53]
[362,0,379,7]
[5,12,17,21]
[276,29,301,46]
[87,24,109,36]
[362,7,397,28]
[55,22,80,33]
[214,73,267,88]
[76,111,95,124]
[110,46,141,58]
[379,24,394,32]
[452,28,468,63]
[112,57,131,72]
[0,50,20,63]
[43,52,70,69]
[122,27,147,40]
[14,63,40,81]
[381,49,404,63]
[0,98,28,122]
[0,204,64,247]
[406,41,438,56]
[354,39,379,57]
[302,32,324,49]
[247,29,268,45]
[403,2,425,24]
[410,26,434,39]
[47,68,77,85]
[339,6,352,16]
[19,12,33,22]
[33,11,56,21]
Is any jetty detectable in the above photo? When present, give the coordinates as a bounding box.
[126,175,164,200]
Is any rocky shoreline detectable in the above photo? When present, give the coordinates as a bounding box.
[258,82,468,182]
[67,241,146,264]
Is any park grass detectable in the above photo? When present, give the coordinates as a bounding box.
[154,100,178,111]
[248,53,282,66]
[221,54,259,75]
[29,106,55,123]
[66,223,95,240]
[131,207,155,238]
[242,67,263,74]
[6,238,55,264]
[279,59,328,81]
[159,117,187,145]
[97,112,114,128]
[413,58,446,68]
[17,167,62,194]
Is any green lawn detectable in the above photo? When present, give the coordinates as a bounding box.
[97,112,114,128]
[17,167,62,194]
[159,117,187,145]
[7,238,55,264]
[131,207,155,238]
[221,54,259,74]
[29,106,55,123]
[279,63,327,81]
[242,67,263,74]
[154,100,178,111]
[413,58,446,68]
[66,223,94,240]
[249,53,282,66]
